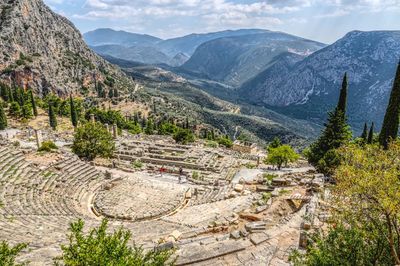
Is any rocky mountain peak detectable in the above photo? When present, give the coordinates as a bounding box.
[0,0,133,96]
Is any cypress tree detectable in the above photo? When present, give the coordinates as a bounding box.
[0,103,7,130]
[185,117,189,129]
[8,87,14,102]
[307,74,352,174]
[108,88,114,98]
[49,104,57,130]
[337,73,348,115]
[361,122,368,141]
[0,83,8,101]
[379,61,400,149]
[17,87,24,107]
[69,95,78,128]
[367,122,374,144]
[30,90,38,117]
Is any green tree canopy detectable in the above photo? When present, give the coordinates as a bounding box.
[268,137,282,151]
[217,135,233,148]
[54,219,174,265]
[72,122,115,161]
[266,145,299,170]
[173,128,195,144]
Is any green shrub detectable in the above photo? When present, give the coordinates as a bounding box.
[244,163,256,169]
[262,192,271,202]
[0,241,28,266]
[38,140,58,152]
[173,128,195,144]
[132,160,143,169]
[263,173,276,185]
[54,219,174,265]
[217,136,233,148]
[205,140,218,148]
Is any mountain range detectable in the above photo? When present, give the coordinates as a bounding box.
[87,27,400,132]
[84,28,270,66]
[0,0,133,96]
[238,30,400,130]
[0,0,319,145]
[3,0,399,143]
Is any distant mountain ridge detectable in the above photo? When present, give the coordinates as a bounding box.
[238,30,400,130]
[84,28,161,47]
[180,32,326,86]
[83,28,272,66]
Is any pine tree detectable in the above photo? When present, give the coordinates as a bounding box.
[367,122,374,144]
[69,95,78,128]
[30,90,38,117]
[0,103,7,130]
[49,104,57,130]
[337,73,348,115]
[379,61,400,149]
[360,122,368,141]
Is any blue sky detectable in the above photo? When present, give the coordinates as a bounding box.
[44,0,400,43]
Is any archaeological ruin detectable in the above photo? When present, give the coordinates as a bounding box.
[0,129,325,265]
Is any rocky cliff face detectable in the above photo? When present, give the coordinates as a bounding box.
[238,31,400,129]
[0,0,133,96]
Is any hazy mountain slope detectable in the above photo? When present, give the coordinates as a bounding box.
[91,44,171,65]
[84,28,161,47]
[181,32,326,86]
[85,28,271,67]
[105,56,321,145]
[238,31,400,130]
[157,29,269,57]
[0,0,133,96]
[239,52,306,100]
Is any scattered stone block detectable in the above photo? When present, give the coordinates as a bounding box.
[239,212,262,221]
[256,185,273,192]
[230,230,241,240]
[200,237,216,245]
[271,189,280,197]
[299,231,308,248]
[302,222,311,230]
[154,241,176,252]
[272,178,289,186]
[255,205,268,213]
[245,221,267,232]
[169,230,182,241]
[234,184,244,192]
[240,229,249,237]
[216,234,230,241]
[250,232,270,245]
